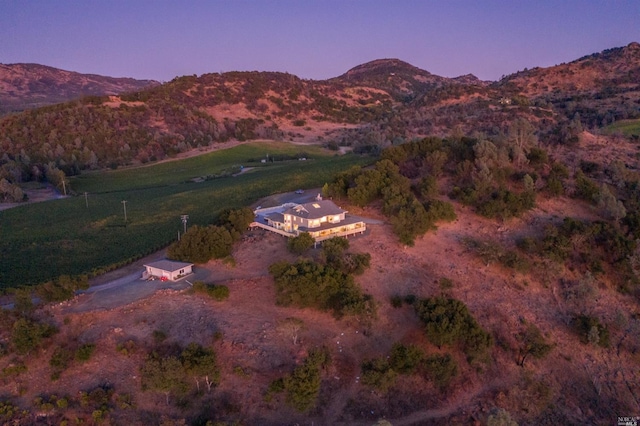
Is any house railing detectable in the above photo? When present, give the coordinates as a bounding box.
[250,220,366,241]
[312,223,367,242]
[250,221,295,237]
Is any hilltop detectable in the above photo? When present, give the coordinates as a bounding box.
[0,63,159,115]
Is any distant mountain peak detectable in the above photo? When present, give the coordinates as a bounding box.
[342,58,431,78]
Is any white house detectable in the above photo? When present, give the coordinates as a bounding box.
[252,199,366,242]
[143,260,193,281]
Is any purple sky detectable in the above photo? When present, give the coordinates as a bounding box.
[1,0,638,82]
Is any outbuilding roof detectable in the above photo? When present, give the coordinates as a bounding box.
[144,260,193,273]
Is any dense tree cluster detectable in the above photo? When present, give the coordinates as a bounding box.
[167,225,233,263]
[167,207,253,263]
[141,342,219,404]
[271,237,374,318]
[324,138,460,245]
[36,275,89,303]
[269,259,373,318]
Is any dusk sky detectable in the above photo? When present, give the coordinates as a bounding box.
[1,1,639,83]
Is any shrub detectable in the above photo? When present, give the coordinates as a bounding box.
[414,297,492,359]
[76,343,96,362]
[193,281,230,301]
[152,330,167,344]
[390,295,403,308]
[439,277,454,290]
[425,199,457,223]
[269,259,374,318]
[572,315,610,348]
[116,340,136,356]
[208,285,230,301]
[11,318,57,355]
[49,347,73,379]
[340,252,371,275]
[574,171,600,202]
[37,275,89,303]
[360,358,397,392]
[282,347,330,411]
[389,343,423,374]
[422,353,458,388]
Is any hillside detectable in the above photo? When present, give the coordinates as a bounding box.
[496,42,640,128]
[0,43,639,196]
[1,41,640,426]
[0,63,158,115]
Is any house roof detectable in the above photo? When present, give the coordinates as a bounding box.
[144,260,193,273]
[284,200,345,220]
[264,212,285,223]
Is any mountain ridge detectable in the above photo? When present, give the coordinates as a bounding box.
[0,63,159,115]
[0,42,638,175]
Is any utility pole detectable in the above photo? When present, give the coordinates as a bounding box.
[180,214,189,233]
[121,200,128,222]
[84,192,88,208]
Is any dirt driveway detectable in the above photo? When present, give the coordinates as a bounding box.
[67,272,195,313]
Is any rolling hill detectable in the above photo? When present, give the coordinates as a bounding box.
[0,63,159,115]
[0,43,639,181]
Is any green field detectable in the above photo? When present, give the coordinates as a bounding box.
[605,119,640,136]
[0,142,372,288]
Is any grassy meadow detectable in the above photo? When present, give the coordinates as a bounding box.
[0,142,371,288]
[605,118,640,136]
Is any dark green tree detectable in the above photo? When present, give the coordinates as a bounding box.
[283,347,330,411]
[516,323,553,367]
[180,343,219,392]
[287,232,315,255]
[140,355,188,405]
[360,358,397,392]
[422,353,458,388]
[168,225,234,263]
[218,207,255,240]
[389,343,423,374]
[11,318,57,355]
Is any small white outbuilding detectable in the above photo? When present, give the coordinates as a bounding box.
[143,260,193,281]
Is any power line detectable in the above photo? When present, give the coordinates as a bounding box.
[180,214,189,233]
